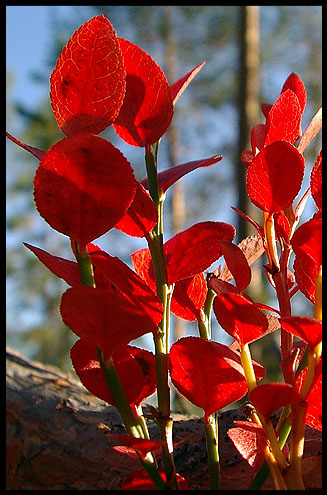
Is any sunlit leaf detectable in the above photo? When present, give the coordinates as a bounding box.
[113,38,173,147]
[170,61,205,105]
[170,273,207,321]
[34,134,136,248]
[310,150,322,212]
[249,383,300,422]
[279,316,322,350]
[50,15,126,135]
[121,469,188,490]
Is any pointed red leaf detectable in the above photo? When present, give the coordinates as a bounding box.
[291,218,322,303]
[23,242,81,287]
[170,273,207,321]
[170,61,206,105]
[113,38,173,147]
[71,340,156,407]
[107,435,163,458]
[6,132,46,161]
[34,134,136,248]
[115,181,158,237]
[310,150,322,212]
[217,241,251,292]
[90,250,163,325]
[246,141,305,213]
[279,317,322,350]
[61,286,158,352]
[208,278,240,296]
[217,234,265,281]
[297,106,322,154]
[140,155,222,193]
[227,425,264,471]
[249,383,300,422]
[121,469,189,490]
[281,72,307,114]
[213,293,268,345]
[50,15,125,135]
[169,337,265,418]
[264,89,302,146]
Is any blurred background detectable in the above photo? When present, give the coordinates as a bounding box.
[6,6,321,410]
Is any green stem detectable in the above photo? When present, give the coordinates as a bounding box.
[204,414,221,490]
[74,242,95,287]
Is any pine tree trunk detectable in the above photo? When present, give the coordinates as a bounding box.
[6,348,321,490]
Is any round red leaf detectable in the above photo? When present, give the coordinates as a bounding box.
[34,134,136,247]
[71,340,156,407]
[281,72,307,114]
[249,383,300,422]
[213,293,268,346]
[113,38,174,147]
[169,337,260,418]
[170,273,208,321]
[50,15,126,135]
[247,141,305,213]
[264,89,302,146]
[61,286,158,352]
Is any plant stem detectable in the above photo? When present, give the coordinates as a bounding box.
[74,242,95,287]
[204,414,221,490]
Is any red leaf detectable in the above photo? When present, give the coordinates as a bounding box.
[23,242,81,287]
[310,150,322,212]
[115,181,158,237]
[71,340,156,407]
[296,360,322,431]
[170,273,207,321]
[251,124,267,155]
[90,250,163,325]
[227,425,264,471]
[213,293,268,345]
[50,15,125,135]
[264,89,302,146]
[170,61,206,105]
[132,222,235,285]
[281,72,307,114]
[279,316,322,350]
[121,469,189,490]
[6,132,46,161]
[246,141,305,213]
[34,134,136,248]
[218,241,251,292]
[140,155,222,193]
[61,286,158,352]
[107,435,163,458]
[217,234,265,281]
[291,218,322,303]
[169,337,265,418]
[249,383,300,422]
[113,38,174,147]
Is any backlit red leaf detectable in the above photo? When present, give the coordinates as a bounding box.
[264,89,302,146]
[217,241,251,292]
[71,340,156,407]
[297,107,322,154]
[170,61,206,105]
[281,72,307,114]
[121,469,189,490]
[61,286,158,352]
[310,150,322,212]
[217,234,265,281]
[170,273,207,321]
[279,316,322,350]
[34,134,136,248]
[227,425,264,471]
[246,141,305,213]
[140,155,222,193]
[107,435,163,458]
[115,181,158,237]
[213,293,268,345]
[90,250,163,325]
[169,337,265,419]
[50,15,126,135]
[6,131,46,161]
[113,38,174,147]
[23,242,81,287]
[291,218,322,303]
[249,383,300,422]
[296,360,322,431]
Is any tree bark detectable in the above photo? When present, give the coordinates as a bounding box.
[6,348,321,490]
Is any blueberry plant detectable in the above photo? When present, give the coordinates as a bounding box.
[7,14,322,490]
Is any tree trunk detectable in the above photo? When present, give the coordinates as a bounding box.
[6,348,321,490]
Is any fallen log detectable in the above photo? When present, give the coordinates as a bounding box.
[6,348,321,490]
